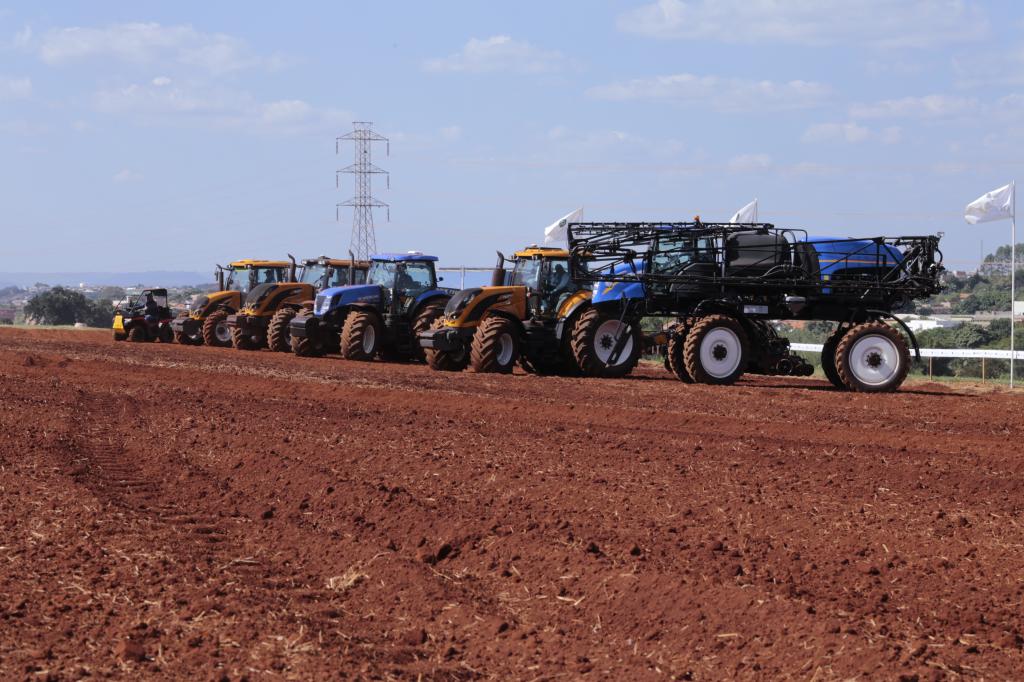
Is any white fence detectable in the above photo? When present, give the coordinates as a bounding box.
[790,343,1024,360]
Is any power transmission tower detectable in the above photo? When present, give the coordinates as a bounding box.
[337,122,389,260]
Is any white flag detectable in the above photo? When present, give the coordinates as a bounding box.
[964,183,1014,224]
[543,207,583,245]
[729,198,758,224]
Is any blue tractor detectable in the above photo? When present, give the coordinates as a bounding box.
[568,221,944,392]
[288,252,454,362]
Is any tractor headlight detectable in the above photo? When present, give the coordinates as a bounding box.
[314,293,336,316]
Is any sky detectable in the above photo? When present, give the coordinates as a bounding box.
[2,0,1024,275]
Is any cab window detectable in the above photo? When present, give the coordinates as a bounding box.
[397,262,435,296]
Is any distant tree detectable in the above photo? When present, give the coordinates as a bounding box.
[953,323,992,349]
[24,286,112,327]
[96,286,126,301]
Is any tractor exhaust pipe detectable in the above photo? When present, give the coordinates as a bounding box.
[215,265,226,291]
[491,251,506,286]
[287,254,297,282]
[348,250,356,285]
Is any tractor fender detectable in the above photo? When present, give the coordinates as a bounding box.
[555,291,592,341]
[412,289,451,311]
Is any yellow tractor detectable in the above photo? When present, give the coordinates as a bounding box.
[418,246,593,374]
[226,254,370,351]
[170,259,292,347]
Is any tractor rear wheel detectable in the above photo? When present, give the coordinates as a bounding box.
[127,325,148,343]
[231,326,257,351]
[267,307,297,353]
[571,307,641,378]
[202,310,232,347]
[820,330,846,390]
[425,318,470,372]
[834,321,910,392]
[666,324,694,383]
[683,314,748,385]
[470,316,519,373]
[411,302,447,363]
[341,309,383,361]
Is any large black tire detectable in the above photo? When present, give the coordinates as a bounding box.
[292,334,327,358]
[231,326,257,351]
[410,302,447,363]
[127,325,148,343]
[425,318,470,372]
[820,330,846,390]
[470,316,519,374]
[157,324,173,343]
[570,307,642,378]
[113,330,127,342]
[267,307,297,353]
[341,309,383,361]
[666,324,694,383]
[202,309,232,347]
[683,314,748,385]
[835,321,910,393]
[173,330,194,345]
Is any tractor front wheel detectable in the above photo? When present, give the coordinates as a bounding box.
[666,324,694,383]
[231,326,257,351]
[683,314,748,385]
[267,307,297,353]
[411,302,447,363]
[202,310,232,347]
[571,307,641,378]
[341,310,383,361]
[292,334,327,358]
[425,319,470,372]
[174,330,202,345]
[820,329,846,390]
[127,325,148,343]
[834,321,910,392]
[470,316,519,373]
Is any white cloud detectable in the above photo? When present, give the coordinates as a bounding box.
[617,0,989,48]
[423,35,569,74]
[587,73,829,112]
[152,76,172,87]
[39,23,284,74]
[113,169,143,183]
[728,154,772,172]
[0,76,32,100]
[92,80,350,135]
[439,125,462,141]
[850,94,978,119]
[801,121,902,144]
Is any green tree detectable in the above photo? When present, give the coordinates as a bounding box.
[24,286,112,327]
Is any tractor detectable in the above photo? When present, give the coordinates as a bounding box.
[417,246,596,374]
[568,221,944,392]
[289,252,453,361]
[112,288,174,343]
[170,260,291,347]
[225,254,370,351]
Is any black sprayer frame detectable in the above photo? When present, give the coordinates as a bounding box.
[567,222,944,304]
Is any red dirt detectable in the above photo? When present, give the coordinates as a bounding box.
[1,326,1023,679]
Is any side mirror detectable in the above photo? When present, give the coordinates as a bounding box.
[438,276,444,282]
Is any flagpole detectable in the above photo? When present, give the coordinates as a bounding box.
[1012,180,1016,388]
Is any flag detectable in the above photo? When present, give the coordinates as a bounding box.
[729,198,758,224]
[543,207,583,245]
[964,183,1014,224]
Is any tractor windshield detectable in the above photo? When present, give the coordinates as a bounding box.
[510,258,542,289]
[300,264,327,286]
[367,261,397,287]
[396,262,435,296]
[330,267,367,287]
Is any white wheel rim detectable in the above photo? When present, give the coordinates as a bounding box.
[496,332,514,366]
[215,322,231,343]
[594,320,634,366]
[700,327,742,379]
[362,324,376,353]
[849,334,900,386]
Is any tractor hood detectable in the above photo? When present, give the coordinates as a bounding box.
[313,284,383,316]
[592,260,645,305]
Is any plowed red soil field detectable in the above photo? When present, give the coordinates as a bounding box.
[2,327,1023,680]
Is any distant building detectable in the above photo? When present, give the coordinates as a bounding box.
[897,314,961,332]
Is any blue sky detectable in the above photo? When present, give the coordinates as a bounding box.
[2,0,1023,274]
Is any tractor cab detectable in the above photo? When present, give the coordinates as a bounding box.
[366,253,440,313]
[299,256,370,291]
[505,247,575,317]
[223,259,292,295]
